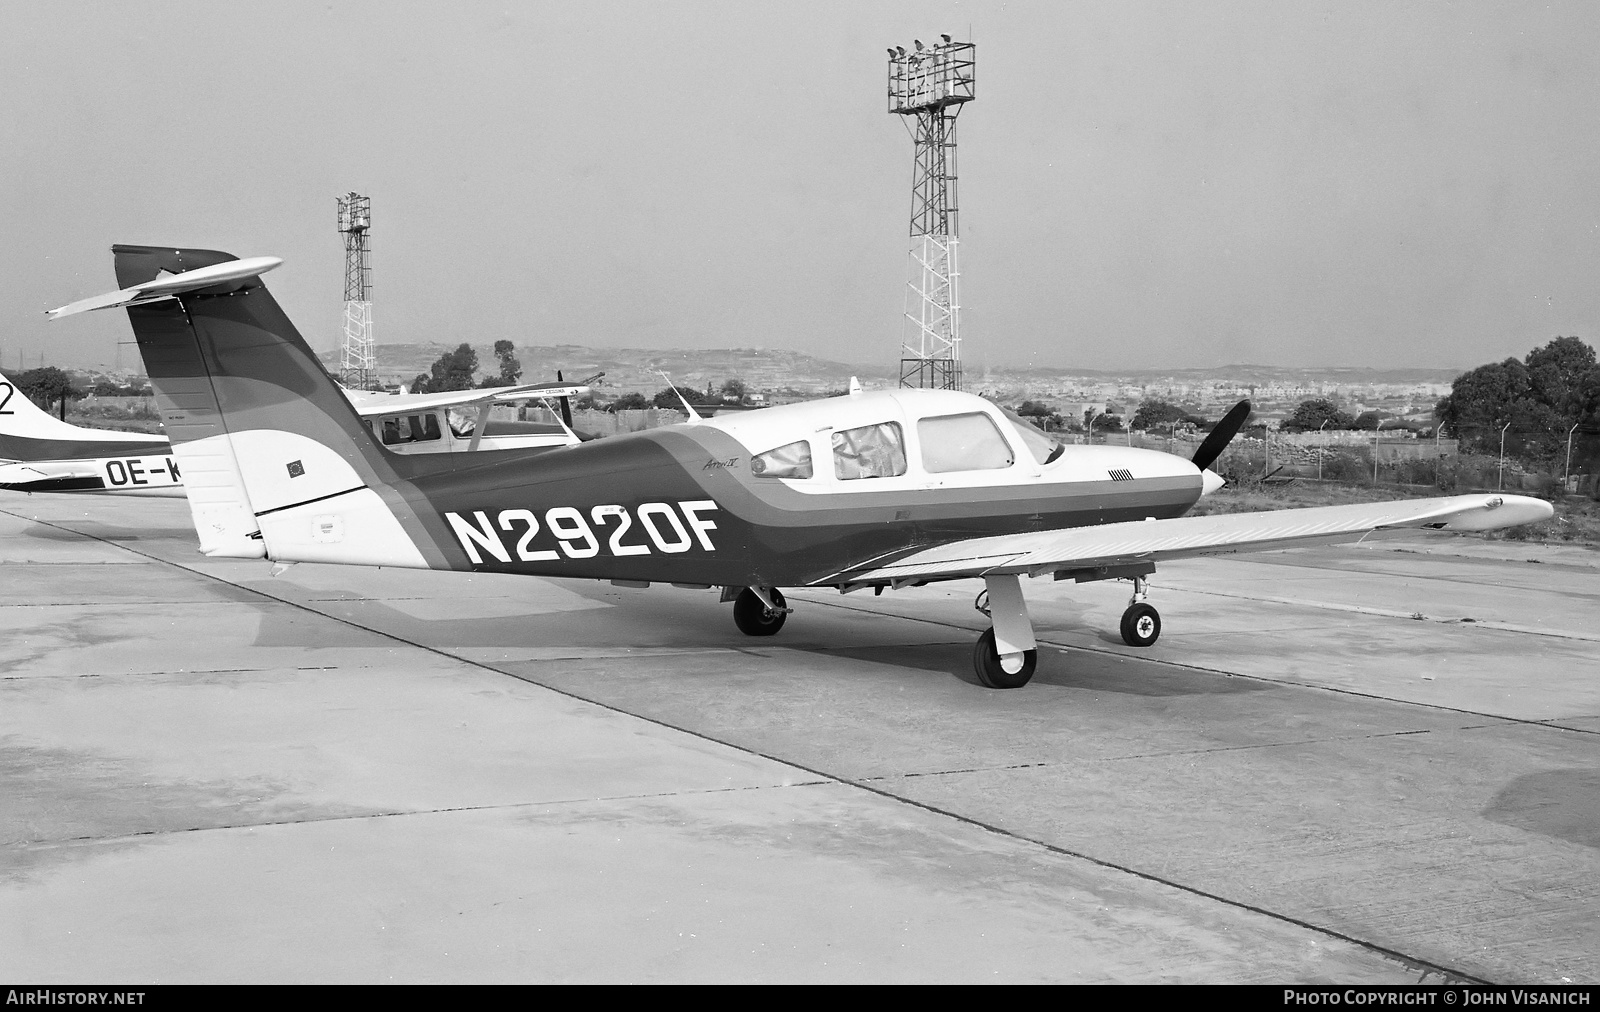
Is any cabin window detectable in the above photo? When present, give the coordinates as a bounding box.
[751,439,813,479]
[447,409,478,439]
[999,408,1065,465]
[832,422,907,480]
[918,412,1015,473]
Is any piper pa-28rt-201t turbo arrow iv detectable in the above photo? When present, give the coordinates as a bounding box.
[49,246,1552,688]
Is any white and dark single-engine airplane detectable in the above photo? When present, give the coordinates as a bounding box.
[47,246,1554,687]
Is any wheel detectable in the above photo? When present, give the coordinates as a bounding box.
[1120,602,1161,647]
[733,587,787,636]
[972,628,1037,689]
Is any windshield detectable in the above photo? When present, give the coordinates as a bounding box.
[999,408,1064,465]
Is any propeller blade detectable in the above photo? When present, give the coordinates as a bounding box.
[556,370,574,428]
[1192,399,1252,472]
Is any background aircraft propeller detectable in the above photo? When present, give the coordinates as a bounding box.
[1191,399,1252,472]
[555,370,573,428]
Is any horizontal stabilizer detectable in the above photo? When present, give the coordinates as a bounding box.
[46,256,283,320]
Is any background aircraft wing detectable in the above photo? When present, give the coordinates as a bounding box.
[0,462,102,482]
[348,382,591,417]
[825,494,1554,586]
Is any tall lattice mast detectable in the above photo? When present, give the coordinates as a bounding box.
[888,37,974,391]
[337,192,375,388]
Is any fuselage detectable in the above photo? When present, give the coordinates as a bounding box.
[415,388,1207,588]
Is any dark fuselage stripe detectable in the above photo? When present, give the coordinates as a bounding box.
[0,433,171,461]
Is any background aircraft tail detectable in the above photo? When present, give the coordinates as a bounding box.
[0,366,168,462]
[109,245,439,566]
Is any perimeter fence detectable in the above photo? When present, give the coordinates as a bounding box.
[1083,425,1600,498]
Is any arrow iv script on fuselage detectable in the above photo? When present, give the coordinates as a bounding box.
[47,246,1553,688]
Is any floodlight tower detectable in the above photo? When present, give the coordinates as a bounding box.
[888,36,974,391]
[337,192,376,388]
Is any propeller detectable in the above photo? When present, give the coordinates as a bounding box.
[556,370,573,429]
[1191,399,1252,473]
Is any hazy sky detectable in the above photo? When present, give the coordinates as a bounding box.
[4,1,1599,374]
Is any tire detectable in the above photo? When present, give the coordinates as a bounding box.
[733,587,787,636]
[1120,602,1161,647]
[972,628,1037,689]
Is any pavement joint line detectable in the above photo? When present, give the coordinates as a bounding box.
[1158,584,1600,642]
[7,778,841,849]
[1350,543,1600,570]
[3,509,1500,985]
[0,600,231,608]
[2,666,349,682]
[797,593,1600,737]
[855,724,1503,777]
[1237,548,1600,582]
[0,560,151,565]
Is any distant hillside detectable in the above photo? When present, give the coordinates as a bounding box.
[969,363,1465,385]
[325,343,897,394]
[315,343,1468,397]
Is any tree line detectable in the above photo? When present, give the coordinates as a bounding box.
[407,342,760,412]
[1434,336,1600,463]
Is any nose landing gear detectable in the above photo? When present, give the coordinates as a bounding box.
[1119,576,1161,647]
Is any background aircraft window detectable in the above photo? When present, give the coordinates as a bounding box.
[405,415,441,442]
[447,409,477,439]
[918,412,1015,473]
[752,439,812,479]
[375,414,443,445]
[999,407,1065,465]
[833,422,907,480]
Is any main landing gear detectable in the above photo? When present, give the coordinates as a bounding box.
[732,586,789,636]
[1119,576,1161,647]
[973,574,1038,689]
[724,571,1159,690]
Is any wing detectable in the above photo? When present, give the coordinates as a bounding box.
[824,494,1554,587]
[347,382,591,417]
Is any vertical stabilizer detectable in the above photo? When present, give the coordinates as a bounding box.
[126,293,264,556]
[107,245,433,568]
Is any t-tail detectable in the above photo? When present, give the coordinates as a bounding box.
[49,246,448,567]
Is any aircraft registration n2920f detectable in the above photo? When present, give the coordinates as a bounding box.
[50,246,1553,688]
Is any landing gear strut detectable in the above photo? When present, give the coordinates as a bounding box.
[732,586,788,636]
[972,574,1037,689]
[1119,576,1161,647]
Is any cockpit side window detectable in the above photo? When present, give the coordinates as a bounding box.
[752,439,813,479]
[918,412,1015,473]
[832,422,907,480]
[999,408,1065,465]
